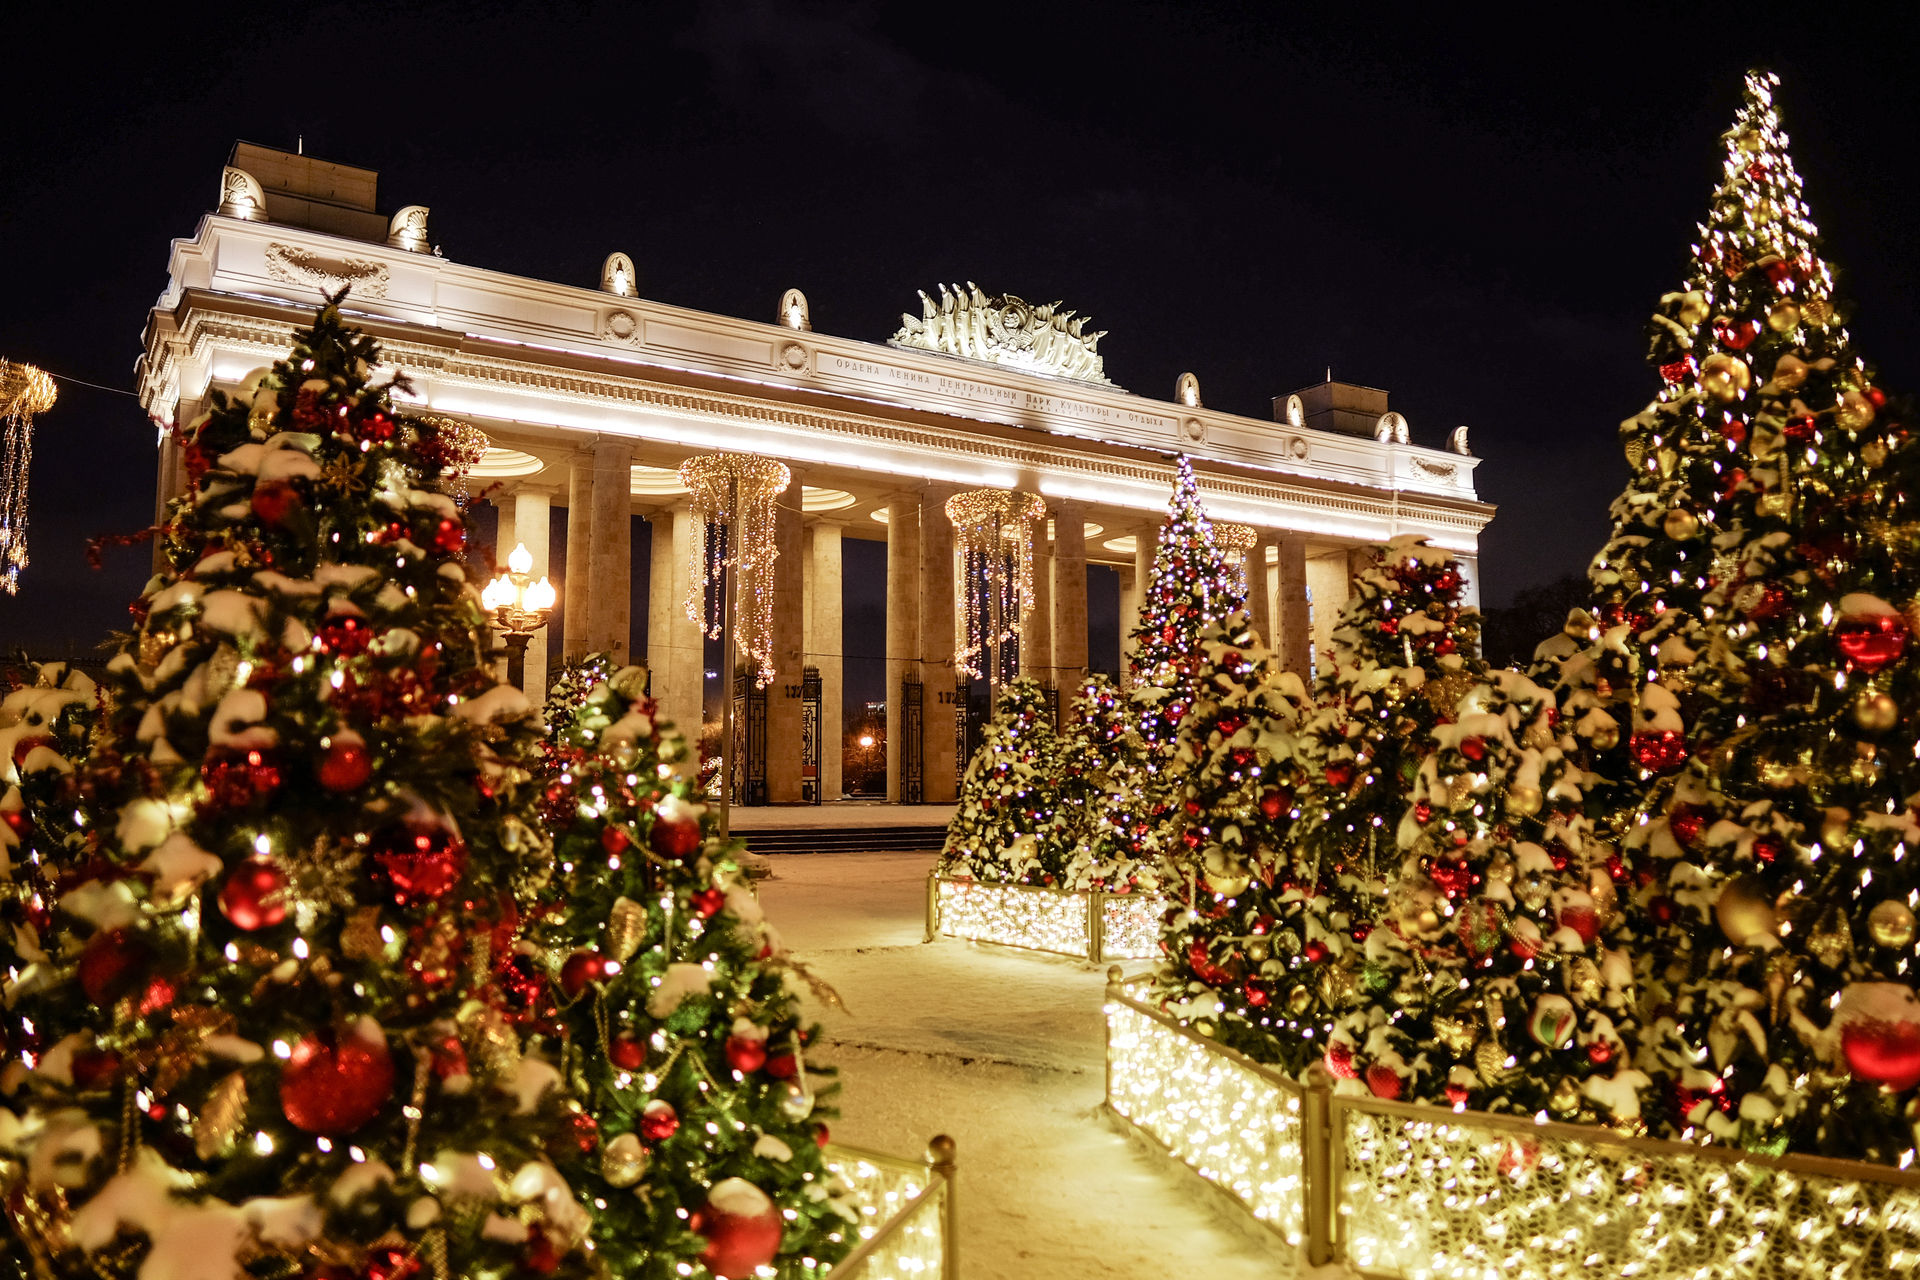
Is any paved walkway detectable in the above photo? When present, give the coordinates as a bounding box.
[759,851,1297,1279]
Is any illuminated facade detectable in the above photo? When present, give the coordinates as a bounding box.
[137,143,1493,804]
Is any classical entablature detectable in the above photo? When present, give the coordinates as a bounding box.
[890,284,1117,389]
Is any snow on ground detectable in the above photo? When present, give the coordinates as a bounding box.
[759,851,1297,1280]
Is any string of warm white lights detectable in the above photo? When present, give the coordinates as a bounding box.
[933,877,1164,960]
[1213,521,1259,597]
[679,453,792,688]
[946,489,1046,679]
[408,413,490,507]
[0,360,56,595]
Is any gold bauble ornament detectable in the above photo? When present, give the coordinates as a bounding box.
[1803,298,1835,326]
[1854,690,1899,735]
[1587,866,1619,929]
[1205,873,1253,899]
[1432,1015,1479,1054]
[1287,985,1314,1016]
[1591,722,1620,751]
[1755,491,1792,519]
[1676,291,1709,326]
[1715,874,1778,945]
[1836,390,1877,431]
[601,1132,648,1187]
[1806,909,1854,969]
[1246,938,1271,963]
[1863,440,1889,469]
[1766,300,1801,332]
[1474,1041,1516,1085]
[1700,353,1752,403]
[1391,876,1446,939]
[1662,508,1701,541]
[1868,900,1918,949]
[194,1071,249,1159]
[1549,1078,1583,1115]
[606,896,646,962]
[1507,785,1543,817]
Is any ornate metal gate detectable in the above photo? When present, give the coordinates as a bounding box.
[731,668,768,806]
[800,665,822,805]
[901,677,924,804]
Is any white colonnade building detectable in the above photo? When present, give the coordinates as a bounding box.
[137,144,1494,807]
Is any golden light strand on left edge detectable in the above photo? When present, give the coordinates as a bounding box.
[679,453,791,688]
[0,360,57,595]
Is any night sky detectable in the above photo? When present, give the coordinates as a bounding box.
[4,2,1918,668]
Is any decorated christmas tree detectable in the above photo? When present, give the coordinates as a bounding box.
[542,652,615,733]
[1626,73,1920,1164]
[1127,456,1241,746]
[1048,676,1166,894]
[1154,614,1325,1071]
[0,303,596,1278]
[1326,666,1651,1125]
[533,665,852,1278]
[936,677,1066,886]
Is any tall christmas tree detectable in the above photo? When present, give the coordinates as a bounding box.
[1154,613,1325,1071]
[1048,676,1162,893]
[936,678,1066,886]
[533,665,851,1279]
[1629,73,1920,1164]
[1127,456,1242,746]
[0,303,595,1278]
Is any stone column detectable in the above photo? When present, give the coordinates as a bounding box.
[647,509,705,741]
[1247,531,1275,647]
[883,494,921,803]
[765,500,806,803]
[563,456,595,660]
[1121,522,1160,677]
[1276,536,1312,678]
[806,525,845,802]
[586,439,634,661]
[1051,500,1089,720]
[510,490,553,700]
[918,484,959,803]
[1021,519,1054,690]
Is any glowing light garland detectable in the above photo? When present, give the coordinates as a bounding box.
[1212,521,1259,597]
[946,489,1046,680]
[0,360,57,594]
[680,453,792,688]
[408,413,490,507]
[932,877,1164,961]
[1104,979,1920,1278]
[823,1143,954,1279]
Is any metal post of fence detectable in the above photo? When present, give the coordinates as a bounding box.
[1303,1061,1337,1268]
[1088,890,1105,965]
[928,1133,958,1280]
[924,874,938,943]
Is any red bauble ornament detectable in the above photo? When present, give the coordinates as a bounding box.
[639,1099,679,1142]
[1324,761,1354,789]
[78,927,154,1007]
[560,949,609,998]
[601,825,631,857]
[1587,1040,1614,1066]
[250,479,302,527]
[358,411,398,444]
[429,1033,468,1081]
[609,1033,647,1071]
[691,887,726,918]
[725,1034,769,1074]
[765,1052,798,1080]
[318,733,373,792]
[316,617,372,657]
[1659,357,1693,384]
[280,1023,395,1134]
[1428,858,1472,900]
[1324,1042,1358,1079]
[1259,789,1288,821]
[649,809,703,860]
[1558,905,1599,945]
[1752,835,1783,864]
[1842,1020,1920,1091]
[1413,802,1433,825]
[1668,805,1705,847]
[1713,317,1760,350]
[1836,612,1908,673]
[1244,982,1269,1008]
[1364,1064,1404,1101]
[1303,939,1328,963]
[695,1179,784,1280]
[373,823,468,906]
[1629,730,1689,774]
[1458,736,1488,763]
[430,518,466,556]
[10,734,51,769]
[1445,1082,1471,1107]
[218,860,289,931]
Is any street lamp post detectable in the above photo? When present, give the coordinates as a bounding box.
[481,542,557,690]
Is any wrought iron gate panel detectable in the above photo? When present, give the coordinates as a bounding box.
[732,668,768,806]
[801,665,822,805]
[902,678,924,804]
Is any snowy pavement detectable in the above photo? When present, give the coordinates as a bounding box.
[758,852,1297,1279]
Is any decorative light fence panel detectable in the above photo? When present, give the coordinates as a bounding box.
[1102,972,1920,1279]
[927,874,1166,962]
[823,1137,958,1279]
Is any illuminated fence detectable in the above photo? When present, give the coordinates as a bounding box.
[822,1137,958,1279]
[1102,972,1920,1279]
[926,874,1166,963]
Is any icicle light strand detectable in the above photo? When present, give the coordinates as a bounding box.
[679,453,792,688]
[0,360,57,595]
[946,489,1047,679]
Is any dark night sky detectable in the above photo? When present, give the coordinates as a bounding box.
[4,1,1918,663]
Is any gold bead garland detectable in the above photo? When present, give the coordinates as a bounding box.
[679,453,792,688]
[945,488,1047,679]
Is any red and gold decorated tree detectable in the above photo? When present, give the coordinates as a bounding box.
[533,665,852,1279]
[0,303,595,1279]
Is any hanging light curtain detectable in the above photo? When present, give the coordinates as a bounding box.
[679,453,792,688]
[0,360,57,596]
[1213,521,1259,597]
[946,489,1047,679]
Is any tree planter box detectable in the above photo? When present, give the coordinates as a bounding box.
[823,1137,958,1279]
[1103,971,1920,1279]
[925,873,1166,963]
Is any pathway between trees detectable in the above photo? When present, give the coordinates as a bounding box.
[759,851,1297,1280]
